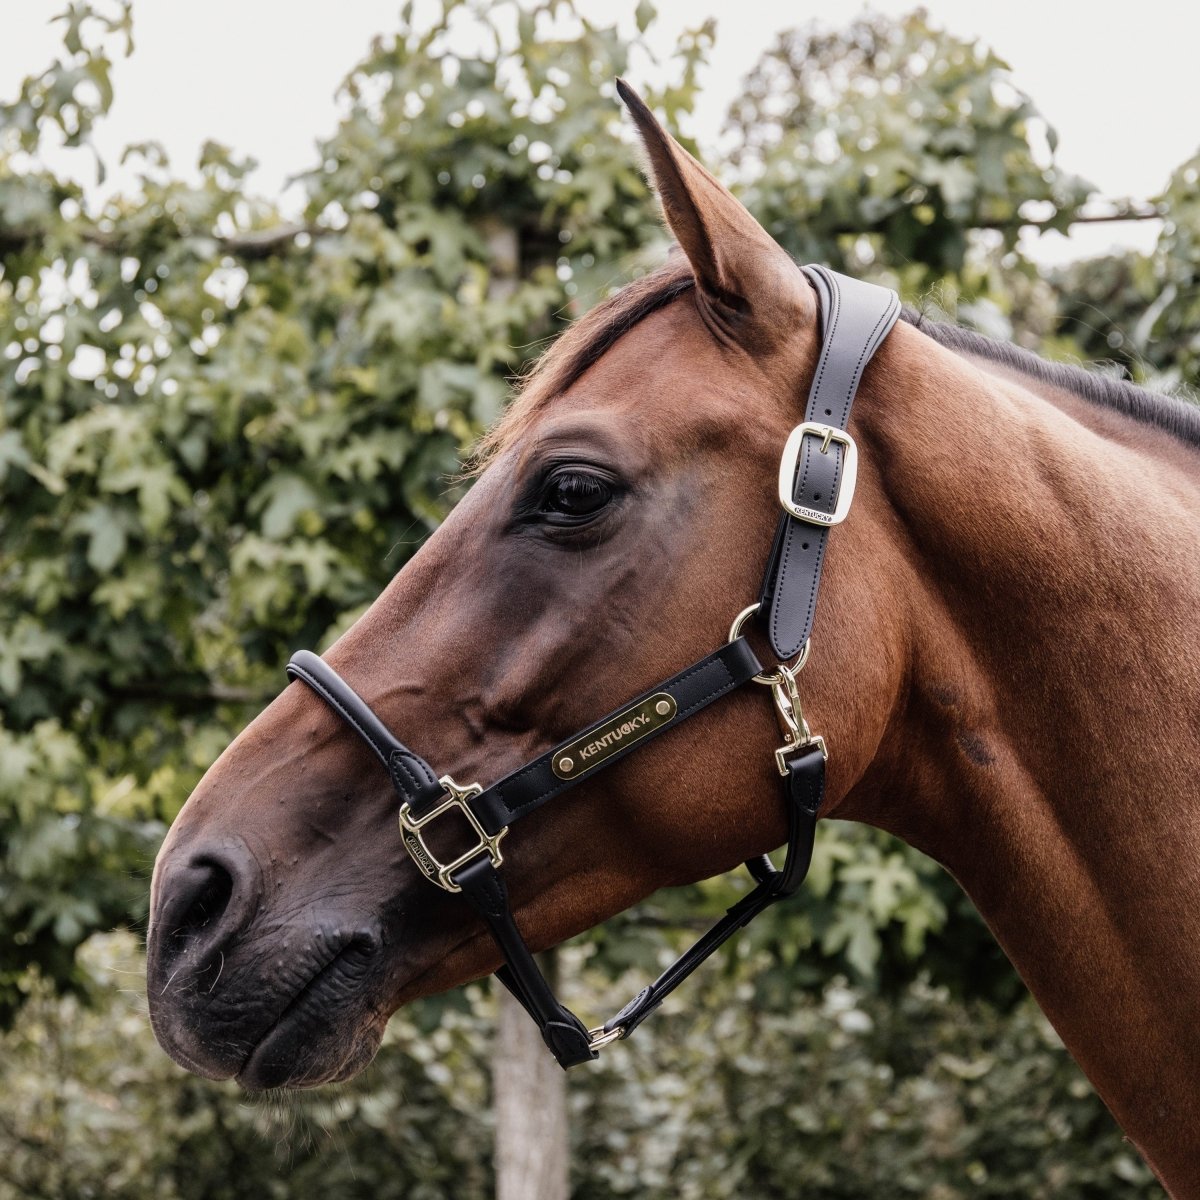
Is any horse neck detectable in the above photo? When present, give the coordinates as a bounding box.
[853,322,1200,1192]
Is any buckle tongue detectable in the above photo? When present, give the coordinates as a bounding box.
[398,775,506,893]
[777,421,858,526]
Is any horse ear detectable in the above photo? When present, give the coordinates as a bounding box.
[616,79,807,327]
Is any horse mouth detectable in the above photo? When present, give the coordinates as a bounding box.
[236,933,384,1090]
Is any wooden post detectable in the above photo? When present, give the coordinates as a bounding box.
[493,950,569,1200]
[482,219,569,1200]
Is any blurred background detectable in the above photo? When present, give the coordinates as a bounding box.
[1,1,1196,1196]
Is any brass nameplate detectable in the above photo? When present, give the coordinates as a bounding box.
[551,692,678,780]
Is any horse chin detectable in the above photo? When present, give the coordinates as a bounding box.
[236,1010,386,1092]
[231,938,390,1091]
[148,910,392,1091]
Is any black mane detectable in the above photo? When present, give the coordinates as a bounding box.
[904,308,1200,450]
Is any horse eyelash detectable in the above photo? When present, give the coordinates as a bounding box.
[512,462,623,522]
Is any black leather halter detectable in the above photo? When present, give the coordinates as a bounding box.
[285,266,900,1068]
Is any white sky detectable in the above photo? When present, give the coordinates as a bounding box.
[2,0,1198,265]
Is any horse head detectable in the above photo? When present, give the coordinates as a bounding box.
[145,84,917,1089]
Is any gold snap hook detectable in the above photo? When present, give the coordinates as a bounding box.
[587,1025,624,1050]
[769,663,827,775]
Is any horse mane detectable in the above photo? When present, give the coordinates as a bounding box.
[905,308,1200,450]
[474,258,1200,464]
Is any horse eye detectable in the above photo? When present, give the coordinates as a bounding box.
[540,470,614,519]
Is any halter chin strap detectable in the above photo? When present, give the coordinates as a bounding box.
[284,265,899,1068]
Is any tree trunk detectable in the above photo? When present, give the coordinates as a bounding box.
[485,217,569,1200]
[493,950,569,1200]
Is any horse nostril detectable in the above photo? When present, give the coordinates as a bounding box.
[173,858,234,943]
[150,845,260,982]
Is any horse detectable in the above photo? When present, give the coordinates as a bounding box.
[146,82,1200,1193]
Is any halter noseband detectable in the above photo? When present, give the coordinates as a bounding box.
[285,265,901,1068]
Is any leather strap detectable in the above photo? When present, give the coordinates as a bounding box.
[287,639,762,831]
[759,266,900,659]
[469,638,762,834]
[286,650,444,810]
[597,743,824,1039]
[454,857,596,1067]
[453,743,823,1064]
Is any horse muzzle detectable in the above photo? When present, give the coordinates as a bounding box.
[146,833,388,1089]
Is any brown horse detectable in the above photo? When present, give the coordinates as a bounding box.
[147,84,1200,1192]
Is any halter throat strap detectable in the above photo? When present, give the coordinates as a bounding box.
[284,264,898,1068]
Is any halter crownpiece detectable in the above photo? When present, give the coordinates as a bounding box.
[285,265,901,1068]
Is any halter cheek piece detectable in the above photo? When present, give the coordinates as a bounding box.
[286,266,900,1068]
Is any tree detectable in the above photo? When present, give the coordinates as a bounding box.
[0,0,699,1020]
[1,5,702,1196]
[1053,154,1200,395]
[1,2,1195,1195]
[726,10,1093,289]
[0,930,1164,1198]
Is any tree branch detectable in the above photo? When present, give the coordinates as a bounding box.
[1055,206,1164,226]
[828,202,1165,237]
[0,222,318,261]
[212,223,316,258]
[0,202,1167,266]
[111,682,274,705]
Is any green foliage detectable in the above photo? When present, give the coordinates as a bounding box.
[727,9,1091,294]
[0,716,154,1024]
[0,933,1163,1199]
[577,969,1162,1199]
[0,934,495,1200]
[1151,153,1200,387]
[1053,156,1200,396]
[0,0,698,1019]
[0,1,131,180]
[2,1,1198,1192]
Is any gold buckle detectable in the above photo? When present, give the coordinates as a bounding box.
[398,775,506,893]
[777,421,858,525]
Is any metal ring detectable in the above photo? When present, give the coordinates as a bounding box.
[727,602,810,684]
